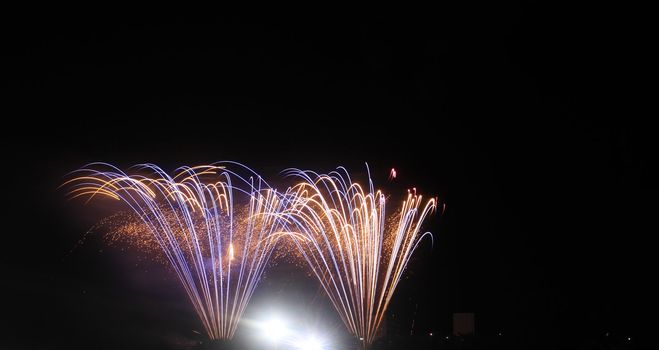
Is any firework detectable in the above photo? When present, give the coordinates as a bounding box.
[280,166,437,347]
[65,162,290,340]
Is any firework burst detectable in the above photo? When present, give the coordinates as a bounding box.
[65,162,290,340]
[280,166,437,347]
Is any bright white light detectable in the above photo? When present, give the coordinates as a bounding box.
[296,335,323,350]
[262,318,287,343]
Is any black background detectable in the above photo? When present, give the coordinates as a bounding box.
[1,5,650,349]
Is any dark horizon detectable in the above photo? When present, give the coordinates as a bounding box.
[2,6,647,350]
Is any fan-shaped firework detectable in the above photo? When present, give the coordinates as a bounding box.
[65,163,290,340]
[281,167,437,347]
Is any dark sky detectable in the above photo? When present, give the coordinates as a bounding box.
[1,5,650,350]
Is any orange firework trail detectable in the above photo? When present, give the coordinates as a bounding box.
[64,162,291,340]
[280,166,437,347]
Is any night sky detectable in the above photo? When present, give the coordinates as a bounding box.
[2,6,649,350]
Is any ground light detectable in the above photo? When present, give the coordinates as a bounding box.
[262,317,288,344]
[294,335,324,350]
